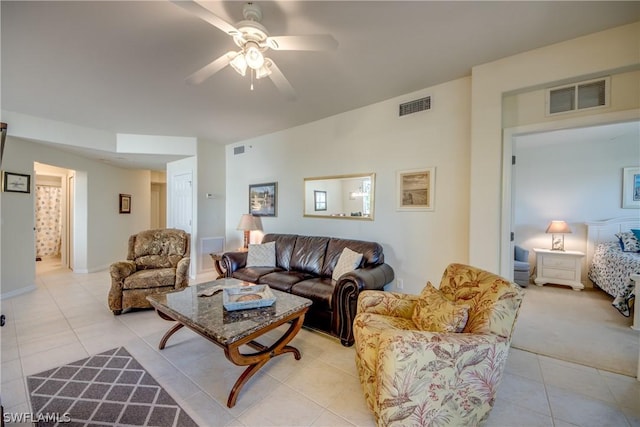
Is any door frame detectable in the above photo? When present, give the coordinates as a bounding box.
[500,109,640,279]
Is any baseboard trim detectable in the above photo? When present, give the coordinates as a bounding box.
[1,284,37,300]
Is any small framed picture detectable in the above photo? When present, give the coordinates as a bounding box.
[622,167,640,209]
[119,194,132,214]
[249,182,277,217]
[2,171,31,194]
[397,167,435,211]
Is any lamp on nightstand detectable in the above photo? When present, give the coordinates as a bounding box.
[545,220,572,251]
[237,214,262,249]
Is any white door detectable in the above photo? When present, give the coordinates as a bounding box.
[171,172,192,235]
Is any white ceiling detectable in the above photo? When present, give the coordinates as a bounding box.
[2,1,639,169]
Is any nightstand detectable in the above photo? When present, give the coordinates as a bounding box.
[533,248,585,291]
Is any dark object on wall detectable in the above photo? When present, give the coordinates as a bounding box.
[0,122,6,167]
[119,194,131,214]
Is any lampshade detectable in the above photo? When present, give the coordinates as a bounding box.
[545,220,572,234]
[237,214,262,249]
[255,61,272,79]
[244,42,264,69]
[237,214,260,231]
[229,52,247,76]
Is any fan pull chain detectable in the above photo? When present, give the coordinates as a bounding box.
[250,69,255,91]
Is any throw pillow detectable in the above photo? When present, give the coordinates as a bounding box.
[332,247,363,281]
[631,229,640,242]
[246,241,276,267]
[615,231,640,253]
[412,282,470,333]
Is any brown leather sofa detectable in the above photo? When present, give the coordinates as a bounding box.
[221,233,394,346]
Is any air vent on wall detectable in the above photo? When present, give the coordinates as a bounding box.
[547,77,609,115]
[233,145,245,155]
[399,96,431,117]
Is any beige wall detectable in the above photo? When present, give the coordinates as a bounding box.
[503,70,640,128]
[470,21,640,275]
[225,77,472,294]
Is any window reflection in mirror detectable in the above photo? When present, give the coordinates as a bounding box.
[304,173,375,220]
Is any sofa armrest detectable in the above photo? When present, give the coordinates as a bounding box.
[334,263,395,346]
[110,261,136,282]
[175,256,190,288]
[375,330,510,426]
[220,251,248,278]
[108,261,136,312]
[357,290,418,319]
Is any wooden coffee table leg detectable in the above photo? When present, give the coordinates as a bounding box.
[155,310,185,350]
[224,314,306,408]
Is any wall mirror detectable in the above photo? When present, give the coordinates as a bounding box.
[304,173,375,220]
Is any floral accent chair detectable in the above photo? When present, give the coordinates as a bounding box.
[354,263,524,426]
[108,229,191,315]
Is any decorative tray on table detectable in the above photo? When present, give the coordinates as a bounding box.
[222,285,276,311]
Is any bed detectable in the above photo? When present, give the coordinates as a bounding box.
[586,217,640,330]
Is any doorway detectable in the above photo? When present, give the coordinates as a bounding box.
[500,111,640,279]
[34,162,75,273]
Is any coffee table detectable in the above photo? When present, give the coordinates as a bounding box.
[146,278,312,408]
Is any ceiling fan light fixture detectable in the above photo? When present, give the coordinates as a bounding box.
[244,42,265,69]
[229,52,247,76]
[255,60,272,79]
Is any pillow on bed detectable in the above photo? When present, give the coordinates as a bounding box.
[631,229,640,242]
[615,231,640,252]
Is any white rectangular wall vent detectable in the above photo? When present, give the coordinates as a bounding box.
[234,145,245,155]
[547,77,609,115]
[199,236,224,272]
[399,96,431,117]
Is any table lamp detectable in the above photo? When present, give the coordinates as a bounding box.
[545,220,571,251]
[237,214,262,249]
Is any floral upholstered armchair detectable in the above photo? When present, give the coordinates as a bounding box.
[108,229,190,315]
[354,263,524,426]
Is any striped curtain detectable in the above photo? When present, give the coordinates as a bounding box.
[35,185,62,258]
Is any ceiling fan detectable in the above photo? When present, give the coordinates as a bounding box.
[171,1,339,100]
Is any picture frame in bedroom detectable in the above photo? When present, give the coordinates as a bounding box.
[622,167,640,209]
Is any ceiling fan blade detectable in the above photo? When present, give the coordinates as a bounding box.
[186,52,236,85]
[170,0,241,37]
[265,59,296,101]
[266,35,338,51]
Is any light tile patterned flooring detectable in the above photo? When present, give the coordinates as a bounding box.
[1,258,639,426]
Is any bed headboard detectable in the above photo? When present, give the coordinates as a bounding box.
[585,216,640,264]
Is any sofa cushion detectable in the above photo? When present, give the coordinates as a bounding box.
[232,267,281,283]
[412,282,469,333]
[262,234,298,270]
[259,271,312,292]
[290,236,330,276]
[321,238,384,277]
[290,278,334,310]
[130,229,189,261]
[246,241,276,267]
[332,248,363,281]
[123,268,176,290]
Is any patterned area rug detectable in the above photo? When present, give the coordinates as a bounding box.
[27,347,198,426]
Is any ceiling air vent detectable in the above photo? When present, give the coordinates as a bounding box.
[547,77,609,115]
[399,96,431,117]
[233,145,245,155]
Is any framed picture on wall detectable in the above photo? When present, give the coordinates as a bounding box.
[2,171,31,193]
[622,167,640,209]
[396,167,435,211]
[119,193,132,214]
[249,182,277,217]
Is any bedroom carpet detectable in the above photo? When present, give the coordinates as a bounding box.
[512,284,639,377]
